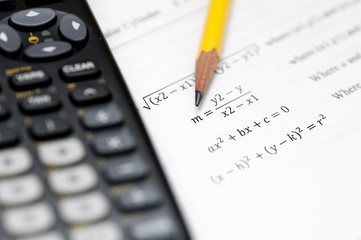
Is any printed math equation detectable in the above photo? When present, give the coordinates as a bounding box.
[210,113,327,185]
[141,44,260,110]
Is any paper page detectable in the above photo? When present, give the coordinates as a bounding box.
[88,0,361,239]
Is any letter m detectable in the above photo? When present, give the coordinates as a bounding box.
[191,115,203,124]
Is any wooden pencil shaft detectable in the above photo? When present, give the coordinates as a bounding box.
[197,0,231,58]
[195,0,231,106]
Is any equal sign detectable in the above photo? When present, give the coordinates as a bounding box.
[271,112,280,118]
[204,110,213,116]
[307,124,316,130]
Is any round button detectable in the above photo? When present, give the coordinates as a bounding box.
[59,14,87,44]
[24,41,72,60]
[10,8,56,30]
[0,24,21,55]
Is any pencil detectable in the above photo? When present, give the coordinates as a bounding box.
[195,0,231,107]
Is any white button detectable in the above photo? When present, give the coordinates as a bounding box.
[0,147,32,177]
[38,137,86,167]
[59,192,110,224]
[2,202,56,237]
[49,164,98,195]
[18,231,65,240]
[70,221,123,240]
[0,174,44,206]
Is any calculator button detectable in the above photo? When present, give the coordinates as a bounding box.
[0,103,10,120]
[0,24,21,55]
[0,147,32,177]
[0,126,18,147]
[59,192,110,224]
[59,14,87,44]
[17,231,65,240]
[0,174,43,206]
[24,41,72,60]
[10,69,50,90]
[20,93,61,114]
[103,154,149,183]
[115,185,162,212]
[10,8,56,30]
[93,128,136,155]
[2,202,56,237]
[81,105,123,129]
[70,221,123,240]
[0,147,33,178]
[49,164,98,195]
[60,61,99,81]
[128,215,179,240]
[70,84,110,105]
[30,116,71,139]
[38,137,85,167]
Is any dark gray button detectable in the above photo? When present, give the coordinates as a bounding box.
[10,69,50,90]
[59,14,87,44]
[81,105,123,129]
[0,127,18,148]
[60,61,99,81]
[30,116,71,139]
[20,93,61,114]
[10,8,56,30]
[24,41,71,60]
[71,84,110,105]
[116,184,162,212]
[93,128,136,155]
[0,24,21,55]
[103,154,149,183]
[128,216,179,240]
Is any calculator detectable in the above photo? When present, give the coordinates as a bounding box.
[0,0,189,239]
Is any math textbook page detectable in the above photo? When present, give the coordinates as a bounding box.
[88,0,361,239]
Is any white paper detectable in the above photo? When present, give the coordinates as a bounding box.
[88,0,361,239]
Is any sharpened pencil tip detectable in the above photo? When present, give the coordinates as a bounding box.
[195,91,202,107]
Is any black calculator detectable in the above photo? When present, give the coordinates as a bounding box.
[0,0,189,239]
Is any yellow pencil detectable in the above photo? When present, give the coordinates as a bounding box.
[195,0,231,107]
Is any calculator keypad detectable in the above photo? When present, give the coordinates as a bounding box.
[0,2,187,240]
